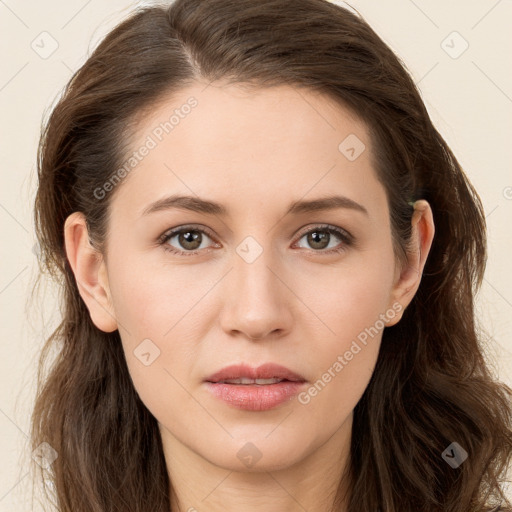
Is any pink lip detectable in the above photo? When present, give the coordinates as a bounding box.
[204,363,307,411]
[205,363,306,383]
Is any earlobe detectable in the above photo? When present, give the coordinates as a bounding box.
[386,199,435,327]
[63,212,118,333]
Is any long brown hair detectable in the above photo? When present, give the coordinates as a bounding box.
[31,1,512,510]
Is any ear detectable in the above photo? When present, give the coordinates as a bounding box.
[63,212,118,333]
[386,199,435,327]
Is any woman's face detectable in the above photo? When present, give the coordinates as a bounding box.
[68,82,429,474]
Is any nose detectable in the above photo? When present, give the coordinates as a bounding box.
[219,242,293,341]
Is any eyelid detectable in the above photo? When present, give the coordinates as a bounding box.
[294,223,353,242]
[159,223,217,242]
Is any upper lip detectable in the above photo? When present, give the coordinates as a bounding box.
[205,363,306,383]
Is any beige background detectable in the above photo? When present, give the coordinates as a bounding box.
[1,0,511,509]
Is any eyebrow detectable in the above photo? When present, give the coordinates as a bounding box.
[141,194,369,218]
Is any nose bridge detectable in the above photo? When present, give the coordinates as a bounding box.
[236,239,278,298]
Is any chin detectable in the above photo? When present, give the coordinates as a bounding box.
[198,431,312,473]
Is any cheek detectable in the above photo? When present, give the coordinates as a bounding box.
[107,249,213,337]
[295,290,385,429]
[296,248,395,340]
[292,252,394,417]
[105,253,215,403]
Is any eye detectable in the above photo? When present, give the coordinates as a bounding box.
[158,225,219,256]
[158,223,353,256]
[293,224,353,255]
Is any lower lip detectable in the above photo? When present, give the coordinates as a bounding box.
[204,381,306,411]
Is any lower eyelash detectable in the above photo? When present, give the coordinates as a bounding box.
[159,224,353,256]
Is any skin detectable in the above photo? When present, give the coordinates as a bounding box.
[64,81,435,512]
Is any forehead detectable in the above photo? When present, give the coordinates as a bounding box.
[109,81,386,223]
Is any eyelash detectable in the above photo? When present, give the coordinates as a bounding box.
[158,224,353,257]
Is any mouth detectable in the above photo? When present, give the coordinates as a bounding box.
[204,363,307,411]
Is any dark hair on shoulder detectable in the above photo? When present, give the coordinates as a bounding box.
[31,0,512,511]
